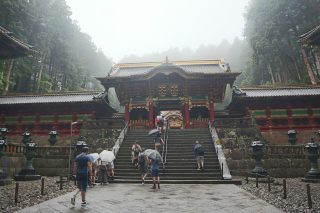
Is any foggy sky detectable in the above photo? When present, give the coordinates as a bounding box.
[66,0,250,62]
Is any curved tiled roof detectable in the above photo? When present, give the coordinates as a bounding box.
[0,91,105,105]
[298,24,320,44]
[239,87,320,98]
[0,26,37,59]
[109,59,231,78]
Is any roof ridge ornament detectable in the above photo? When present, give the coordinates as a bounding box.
[232,86,246,97]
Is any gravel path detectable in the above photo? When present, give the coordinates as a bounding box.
[237,177,320,213]
[0,177,77,213]
[1,176,319,213]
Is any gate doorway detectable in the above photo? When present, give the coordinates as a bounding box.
[161,110,183,129]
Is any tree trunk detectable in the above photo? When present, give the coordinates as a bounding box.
[36,53,46,92]
[267,64,275,84]
[3,59,14,95]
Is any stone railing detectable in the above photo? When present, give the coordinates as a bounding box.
[209,122,232,180]
[190,118,209,128]
[3,143,69,158]
[129,120,148,129]
[3,143,25,154]
[112,122,129,157]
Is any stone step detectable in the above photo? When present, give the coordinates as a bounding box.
[111,179,241,184]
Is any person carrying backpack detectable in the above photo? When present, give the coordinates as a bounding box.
[193,141,204,170]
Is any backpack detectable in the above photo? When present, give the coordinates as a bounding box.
[139,154,145,164]
[196,146,204,155]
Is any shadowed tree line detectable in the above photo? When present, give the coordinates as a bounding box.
[0,0,112,94]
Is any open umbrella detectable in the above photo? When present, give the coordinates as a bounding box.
[99,150,115,162]
[144,149,162,162]
[148,129,160,136]
[88,153,99,163]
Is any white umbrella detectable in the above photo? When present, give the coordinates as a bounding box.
[88,153,99,163]
[99,150,115,162]
[144,149,162,162]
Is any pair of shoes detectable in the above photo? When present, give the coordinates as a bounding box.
[71,196,75,205]
[141,178,145,185]
[151,184,156,189]
[81,201,87,207]
[197,168,200,171]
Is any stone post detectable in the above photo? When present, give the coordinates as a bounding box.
[48,129,58,146]
[288,129,297,145]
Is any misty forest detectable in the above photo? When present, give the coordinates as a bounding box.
[1,0,320,95]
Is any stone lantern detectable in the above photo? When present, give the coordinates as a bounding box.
[288,129,297,145]
[250,137,268,176]
[14,130,41,181]
[48,129,58,146]
[0,138,7,177]
[0,127,8,140]
[0,133,12,186]
[22,129,32,145]
[304,137,320,180]
[75,136,88,156]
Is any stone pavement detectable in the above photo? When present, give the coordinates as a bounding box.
[16,184,283,213]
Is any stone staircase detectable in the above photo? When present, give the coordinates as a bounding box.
[114,128,241,184]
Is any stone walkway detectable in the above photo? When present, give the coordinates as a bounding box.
[16,184,283,213]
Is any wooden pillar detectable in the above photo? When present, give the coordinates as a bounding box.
[266,108,272,128]
[184,101,190,129]
[72,113,77,122]
[209,100,215,124]
[35,113,40,134]
[301,47,317,85]
[148,101,154,129]
[124,102,130,124]
[287,107,293,127]
[91,111,96,120]
[307,107,313,127]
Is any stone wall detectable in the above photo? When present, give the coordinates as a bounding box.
[1,155,68,177]
[215,117,314,178]
[226,150,310,178]
[0,119,126,178]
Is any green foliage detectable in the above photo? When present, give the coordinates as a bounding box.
[242,0,320,85]
[0,0,112,94]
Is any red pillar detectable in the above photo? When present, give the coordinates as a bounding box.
[184,102,190,129]
[148,101,154,129]
[287,107,293,127]
[209,100,215,124]
[124,102,130,124]
[307,107,313,127]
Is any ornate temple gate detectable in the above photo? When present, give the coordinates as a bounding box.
[98,59,239,129]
